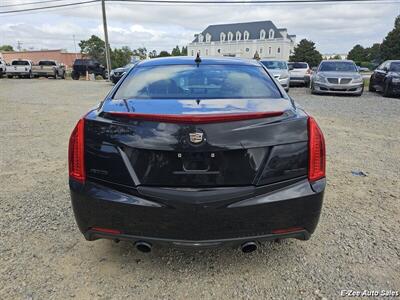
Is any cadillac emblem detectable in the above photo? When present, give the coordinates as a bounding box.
[189,132,204,144]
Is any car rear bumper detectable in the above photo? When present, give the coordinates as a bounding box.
[70,177,325,248]
[290,75,310,84]
[313,82,364,94]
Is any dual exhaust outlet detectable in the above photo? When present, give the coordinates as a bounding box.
[134,241,258,253]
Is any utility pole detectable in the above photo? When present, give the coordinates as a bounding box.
[101,0,111,81]
[17,41,23,52]
[73,34,78,59]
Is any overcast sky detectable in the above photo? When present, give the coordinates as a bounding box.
[0,0,399,54]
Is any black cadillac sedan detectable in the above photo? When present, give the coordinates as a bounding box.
[69,57,326,253]
[369,60,400,97]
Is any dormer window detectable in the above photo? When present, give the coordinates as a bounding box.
[220,32,226,42]
[244,31,249,41]
[269,29,274,39]
[260,30,266,40]
[228,32,233,42]
[205,33,211,42]
[236,31,241,41]
[198,34,204,43]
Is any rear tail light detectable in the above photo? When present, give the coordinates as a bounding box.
[68,118,85,183]
[308,116,326,182]
[272,227,304,234]
[306,69,312,75]
[91,227,121,234]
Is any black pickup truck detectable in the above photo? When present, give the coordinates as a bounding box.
[71,59,107,80]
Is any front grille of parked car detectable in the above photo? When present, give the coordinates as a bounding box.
[327,78,339,84]
[340,78,352,84]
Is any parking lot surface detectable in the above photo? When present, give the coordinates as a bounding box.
[1,79,399,299]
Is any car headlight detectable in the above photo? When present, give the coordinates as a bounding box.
[110,70,115,76]
[352,76,363,84]
[392,77,400,83]
[314,74,325,83]
[280,74,289,80]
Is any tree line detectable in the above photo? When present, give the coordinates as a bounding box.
[78,35,187,68]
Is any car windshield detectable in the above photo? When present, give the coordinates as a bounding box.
[319,61,357,72]
[289,62,308,69]
[12,61,29,66]
[260,61,287,70]
[390,62,400,72]
[113,64,281,100]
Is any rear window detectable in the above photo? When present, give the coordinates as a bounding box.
[12,60,29,66]
[114,64,281,100]
[39,61,56,66]
[289,62,308,69]
[74,59,94,65]
[319,61,357,72]
[390,62,400,72]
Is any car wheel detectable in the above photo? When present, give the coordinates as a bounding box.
[54,71,59,79]
[369,80,376,92]
[383,81,392,97]
[7,75,13,79]
[60,72,65,79]
[311,83,317,95]
[102,70,108,80]
[71,71,79,80]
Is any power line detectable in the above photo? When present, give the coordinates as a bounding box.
[0,0,98,13]
[0,0,76,8]
[0,0,398,14]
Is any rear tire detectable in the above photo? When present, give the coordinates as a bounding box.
[71,71,79,80]
[7,75,13,79]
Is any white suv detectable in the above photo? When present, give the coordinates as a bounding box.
[288,62,312,87]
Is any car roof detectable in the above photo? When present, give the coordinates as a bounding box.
[136,56,261,67]
[320,60,355,63]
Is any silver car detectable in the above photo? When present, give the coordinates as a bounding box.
[311,60,364,96]
[260,60,290,92]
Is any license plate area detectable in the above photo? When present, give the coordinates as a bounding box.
[180,152,215,173]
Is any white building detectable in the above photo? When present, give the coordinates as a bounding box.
[188,21,296,61]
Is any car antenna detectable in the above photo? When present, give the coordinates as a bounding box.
[195,52,202,65]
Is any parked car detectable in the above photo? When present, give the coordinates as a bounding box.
[69,57,326,253]
[311,60,364,96]
[71,59,107,80]
[32,60,65,79]
[259,59,290,91]
[357,66,370,72]
[6,59,33,78]
[110,62,136,84]
[369,60,400,97]
[288,62,312,87]
[0,58,6,78]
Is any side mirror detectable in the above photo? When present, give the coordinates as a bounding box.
[288,65,294,71]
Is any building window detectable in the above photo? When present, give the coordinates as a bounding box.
[268,47,271,54]
[244,31,249,41]
[217,49,221,53]
[260,30,266,40]
[260,48,263,54]
[277,47,281,54]
[206,49,209,55]
[191,50,194,56]
[228,32,233,42]
[269,29,274,39]
[245,48,250,52]
[220,32,226,42]
[206,33,211,43]
[198,34,203,43]
[236,31,241,41]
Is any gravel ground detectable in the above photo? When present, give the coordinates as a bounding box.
[0,79,399,300]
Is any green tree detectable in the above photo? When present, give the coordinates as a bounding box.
[79,35,107,65]
[365,43,381,63]
[158,51,171,57]
[0,45,14,52]
[133,47,147,59]
[148,50,158,58]
[380,15,400,60]
[289,39,323,67]
[347,44,367,64]
[330,54,342,60]
[171,45,181,56]
[111,46,133,68]
[181,46,188,56]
